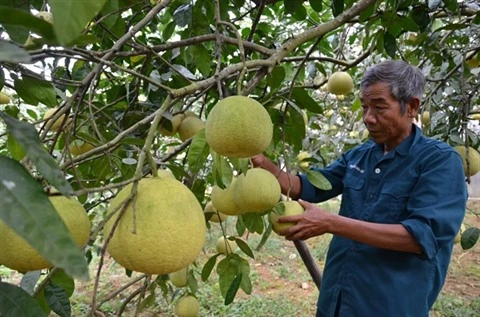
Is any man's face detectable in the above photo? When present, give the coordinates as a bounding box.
[360,82,418,152]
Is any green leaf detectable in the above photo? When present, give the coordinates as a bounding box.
[224,273,242,305]
[443,0,458,12]
[0,282,47,317]
[162,21,176,41]
[187,270,198,293]
[0,6,56,42]
[266,66,285,93]
[20,271,42,295]
[236,216,246,236]
[282,102,307,152]
[234,237,254,259]
[398,16,419,32]
[240,212,265,234]
[409,6,430,33]
[173,4,192,27]
[383,32,397,59]
[50,269,75,297]
[212,151,233,188]
[461,227,479,250]
[291,88,323,113]
[440,23,469,31]
[305,169,332,190]
[201,254,220,281]
[7,132,26,161]
[309,0,323,12]
[0,40,32,63]
[100,0,120,29]
[49,0,109,46]
[0,113,73,196]
[331,0,344,17]
[359,2,375,22]
[187,129,210,173]
[0,156,88,280]
[255,222,273,251]
[217,254,251,300]
[186,44,211,77]
[44,283,71,317]
[13,76,57,107]
[138,293,156,312]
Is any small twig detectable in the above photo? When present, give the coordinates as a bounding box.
[89,189,138,316]
[116,286,143,317]
[97,274,148,308]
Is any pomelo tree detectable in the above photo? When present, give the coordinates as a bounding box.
[0,0,479,316]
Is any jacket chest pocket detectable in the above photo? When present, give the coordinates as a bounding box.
[340,172,366,218]
[371,181,414,223]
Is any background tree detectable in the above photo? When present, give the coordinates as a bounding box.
[0,0,479,316]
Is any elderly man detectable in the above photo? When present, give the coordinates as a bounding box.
[253,60,467,317]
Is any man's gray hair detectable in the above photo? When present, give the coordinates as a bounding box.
[360,60,425,113]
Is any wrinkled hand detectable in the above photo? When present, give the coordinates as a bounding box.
[250,153,267,168]
[277,199,333,241]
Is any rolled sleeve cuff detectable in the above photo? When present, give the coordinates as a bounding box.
[401,218,438,261]
[298,173,317,201]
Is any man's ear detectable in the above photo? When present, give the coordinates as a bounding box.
[407,97,420,118]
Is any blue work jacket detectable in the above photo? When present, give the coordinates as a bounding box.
[299,125,468,317]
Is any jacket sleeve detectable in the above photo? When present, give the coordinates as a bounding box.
[401,150,467,260]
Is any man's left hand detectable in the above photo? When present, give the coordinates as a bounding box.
[277,199,334,241]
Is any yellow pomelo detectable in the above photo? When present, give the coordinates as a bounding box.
[296,151,311,162]
[233,168,281,212]
[169,266,189,288]
[215,236,237,255]
[327,72,354,95]
[0,92,10,104]
[454,146,480,176]
[421,111,430,125]
[104,177,206,274]
[184,110,198,117]
[69,141,95,157]
[470,113,480,120]
[203,201,228,223]
[269,201,305,234]
[0,196,90,273]
[300,161,309,169]
[156,169,176,179]
[160,114,185,136]
[175,295,200,317]
[44,108,68,132]
[211,179,244,216]
[178,116,205,141]
[205,96,273,158]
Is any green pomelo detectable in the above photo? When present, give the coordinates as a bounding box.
[178,116,205,141]
[454,146,480,176]
[211,179,244,216]
[104,177,206,275]
[169,266,189,288]
[269,201,305,234]
[233,168,281,212]
[175,295,200,317]
[205,96,273,158]
[0,196,90,273]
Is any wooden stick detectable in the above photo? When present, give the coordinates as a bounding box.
[293,239,322,290]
